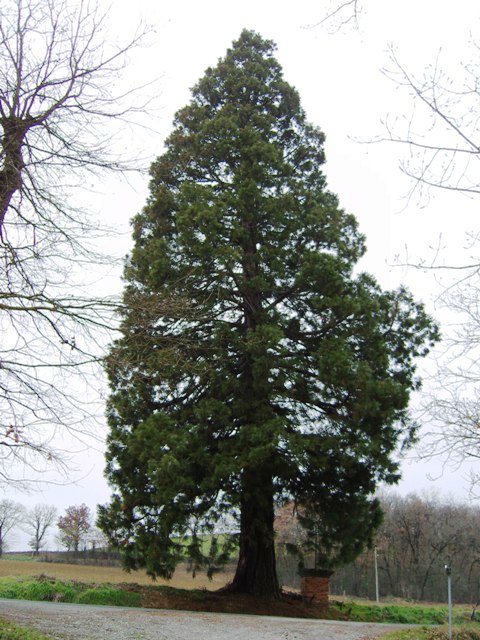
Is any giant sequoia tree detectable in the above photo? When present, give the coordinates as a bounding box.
[99,30,438,598]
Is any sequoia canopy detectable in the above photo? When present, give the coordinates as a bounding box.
[98,30,438,599]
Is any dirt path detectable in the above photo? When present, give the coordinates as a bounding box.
[0,598,419,640]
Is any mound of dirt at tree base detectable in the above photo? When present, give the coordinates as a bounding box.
[118,583,347,619]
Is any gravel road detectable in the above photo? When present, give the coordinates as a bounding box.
[0,599,419,640]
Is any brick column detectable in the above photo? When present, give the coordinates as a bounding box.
[299,569,334,607]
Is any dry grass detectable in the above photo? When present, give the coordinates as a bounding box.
[0,559,233,590]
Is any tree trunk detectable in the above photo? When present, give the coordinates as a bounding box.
[228,471,280,599]
[0,117,27,229]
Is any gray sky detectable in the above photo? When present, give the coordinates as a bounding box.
[5,0,480,550]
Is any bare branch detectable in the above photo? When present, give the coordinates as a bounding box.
[0,0,155,484]
[306,0,361,32]
[381,44,480,199]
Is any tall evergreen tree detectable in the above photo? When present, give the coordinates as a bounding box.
[98,30,438,598]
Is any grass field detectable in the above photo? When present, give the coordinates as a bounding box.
[0,558,233,589]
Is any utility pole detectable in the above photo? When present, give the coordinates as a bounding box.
[374,547,380,603]
[445,564,452,640]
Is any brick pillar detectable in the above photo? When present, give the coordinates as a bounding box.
[299,569,334,607]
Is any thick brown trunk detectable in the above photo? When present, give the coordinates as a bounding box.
[228,472,280,599]
[228,202,279,598]
[0,117,28,230]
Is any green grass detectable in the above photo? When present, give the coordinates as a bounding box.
[0,576,140,639]
[0,576,141,608]
[0,618,55,640]
[331,600,480,626]
[382,625,480,640]
[75,586,141,606]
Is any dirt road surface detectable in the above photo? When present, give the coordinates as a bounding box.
[0,598,420,640]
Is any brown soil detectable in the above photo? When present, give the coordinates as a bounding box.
[121,583,344,619]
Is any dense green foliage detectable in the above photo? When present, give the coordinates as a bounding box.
[99,29,438,597]
[0,576,141,607]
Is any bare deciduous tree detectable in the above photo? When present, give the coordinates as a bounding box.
[22,503,57,554]
[315,2,479,200]
[315,2,480,483]
[0,499,25,555]
[416,273,480,489]
[0,0,151,481]
[86,526,108,552]
[330,493,480,603]
[380,45,480,201]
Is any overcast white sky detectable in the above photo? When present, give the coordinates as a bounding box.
[6,0,480,550]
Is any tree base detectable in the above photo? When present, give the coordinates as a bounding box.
[220,577,281,600]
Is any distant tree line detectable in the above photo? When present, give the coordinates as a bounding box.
[275,492,480,604]
[330,493,480,604]
[0,501,109,557]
